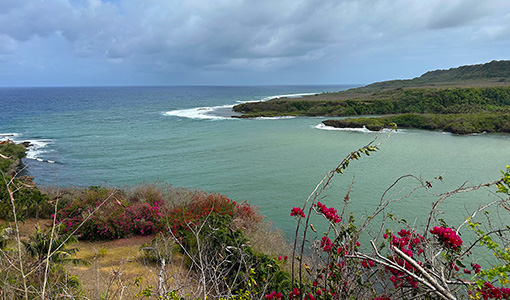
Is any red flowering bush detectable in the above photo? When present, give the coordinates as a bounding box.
[383,229,425,288]
[167,192,262,237]
[280,134,510,300]
[471,282,510,300]
[56,187,262,241]
[56,187,167,240]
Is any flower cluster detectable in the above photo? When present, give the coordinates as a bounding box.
[290,207,305,218]
[264,291,283,299]
[470,282,510,300]
[384,229,425,288]
[374,295,391,300]
[385,229,425,254]
[360,259,375,268]
[472,263,481,274]
[315,201,341,223]
[289,288,301,299]
[429,226,463,250]
[320,236,333,252]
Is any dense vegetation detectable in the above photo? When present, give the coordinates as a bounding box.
[323,112,510,134]
[0,142,53,221]
[0,141,27,174]
[234,87,510,117]
[233,61,510,134]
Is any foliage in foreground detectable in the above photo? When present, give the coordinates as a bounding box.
[275,131,510,300]
[1,130,510,299]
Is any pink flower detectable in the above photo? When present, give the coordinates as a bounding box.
[320,236,333,252]
[289,288,301,299]
[429,226,463,250]
[471,263,481,274]
[290,207,305,218]
[265,291,283,299]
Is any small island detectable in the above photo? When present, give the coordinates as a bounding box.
[233,60,510,134]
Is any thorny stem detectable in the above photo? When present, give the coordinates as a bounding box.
[3,171,29,300]
[392,246,456,300]
[424,180,500,238]
[42,167,59,299]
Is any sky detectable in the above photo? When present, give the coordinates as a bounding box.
[1,0,510,87]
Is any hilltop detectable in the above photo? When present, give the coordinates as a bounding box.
[233,60,510,134]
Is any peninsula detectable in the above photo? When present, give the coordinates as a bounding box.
[233,60,510,134]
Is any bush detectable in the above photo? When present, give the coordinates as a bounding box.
[56,187,166,240]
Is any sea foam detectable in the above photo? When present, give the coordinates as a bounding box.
[164,104,235,120]
[315,123,403,133]
[165,92,318,120]
[315,123,372,133]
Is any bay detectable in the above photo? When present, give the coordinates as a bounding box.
[1,85,509,235]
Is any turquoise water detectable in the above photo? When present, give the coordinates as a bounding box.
[1,85,509,235]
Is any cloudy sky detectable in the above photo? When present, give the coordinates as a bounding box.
[1,0,509,87]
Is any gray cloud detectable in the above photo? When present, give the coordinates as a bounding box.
[1,0,510,85]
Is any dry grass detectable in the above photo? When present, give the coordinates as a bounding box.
[2,218,197,298]
[67,235,155,298]
[67,235,199,298]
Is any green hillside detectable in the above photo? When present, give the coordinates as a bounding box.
[233,60,510,133]
[362,60,510,90]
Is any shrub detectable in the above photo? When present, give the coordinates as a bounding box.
[56,187,166,240]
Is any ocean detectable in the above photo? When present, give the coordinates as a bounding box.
[1,85,509,234]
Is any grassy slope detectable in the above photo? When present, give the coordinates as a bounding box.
[233,60,510,134]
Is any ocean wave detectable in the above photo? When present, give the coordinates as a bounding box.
[0,133,55,163]
[315,124,404,133]
[0,133,21,139]
[164,92,318,120]
[164,104,236,120]
[25,139,53,161]
[315,123,372,133]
